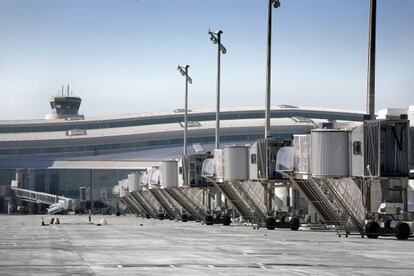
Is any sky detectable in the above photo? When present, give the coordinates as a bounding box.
[0,0,413,120]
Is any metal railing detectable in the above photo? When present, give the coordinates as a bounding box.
[130,191,157,217]
[322,178,365,235]
[121,194,144,216]
[283,172,365,236]
[166,188,207,220]
[150,189,177,218]
[212,179,267,226]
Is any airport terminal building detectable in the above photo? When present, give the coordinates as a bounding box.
[0,96,412,213]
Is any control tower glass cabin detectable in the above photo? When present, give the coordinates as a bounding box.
[46,96,84,120]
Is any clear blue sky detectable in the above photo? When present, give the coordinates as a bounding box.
[0,0,413,119]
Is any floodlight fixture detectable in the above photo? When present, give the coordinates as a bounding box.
[177,65,192,84]
[208,29,226,55]
[220,44,227,54]
[271,0,281,8]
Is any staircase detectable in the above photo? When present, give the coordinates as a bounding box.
[159,189,183,215]
[166,188,207,220]
[140,190,163,215]
[130,191,157,217]
[150,188,177,218]
[215,180,267,225]
[121,194,144,216]
[323,178,365,235]
[283,173,365,235]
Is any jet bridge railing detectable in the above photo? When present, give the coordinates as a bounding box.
[322,178,365,235]
[166,187,207,220]
[130,191,157,217]
[283,172,365,236]
[150,188,179,218]
[121,194,145,216]
[208,178,267,226]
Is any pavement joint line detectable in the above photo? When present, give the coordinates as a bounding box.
[76,262,414,270]
[2,215,414,274]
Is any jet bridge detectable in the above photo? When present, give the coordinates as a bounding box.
[202,141,288,228]
[11,183,76,214]
[202,134,370,233]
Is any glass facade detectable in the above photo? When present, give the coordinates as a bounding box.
[0,168,138,213]
[0,169,15,213]
[411,128,414,170]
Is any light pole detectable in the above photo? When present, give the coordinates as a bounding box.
[265,0,280,139]
[366,0,376,120]
[209,30,227,217]
[89,169,93,223]
[264,0,280,222]
[209,29,227,150]
[177,65,192,185]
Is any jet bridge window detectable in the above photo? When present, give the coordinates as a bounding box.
[353,141,362,155]
[250,153,257,164]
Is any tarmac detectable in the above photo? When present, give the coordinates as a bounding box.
[0,215,414,275]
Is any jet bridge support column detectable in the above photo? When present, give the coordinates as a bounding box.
[28,169,40,213]
[207,189,212,214]
[365,180,371,214]
[215,191,222,211]
[403,180,408,221]
[266,182,274,216]
[289,186,299,216]
[15,169,24,187]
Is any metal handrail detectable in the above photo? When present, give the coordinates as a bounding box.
[150,189,175,216]
[323,178,365,234]
[130,191,156,216]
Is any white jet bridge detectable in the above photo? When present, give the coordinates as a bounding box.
[11,183,76,214]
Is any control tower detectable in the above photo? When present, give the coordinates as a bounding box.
[45,85,84,120]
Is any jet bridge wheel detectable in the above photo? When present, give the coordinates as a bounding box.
[365,221,380,239]
[223,215,231,226]
[181,214,188,222]
[205,215,214,225]
[395,222,410,240]
[265,217,276,230]
[290,217,300,231]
